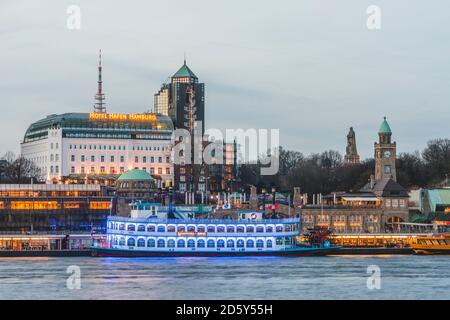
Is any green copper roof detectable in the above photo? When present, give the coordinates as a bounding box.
[117,169,154,181]
[378,117,392,134]
[172,62,197,79]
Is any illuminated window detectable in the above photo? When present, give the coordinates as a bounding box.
[197,239,205,248]
[147,239,155,247]
[167,239,175,248]
[89,201,110,210]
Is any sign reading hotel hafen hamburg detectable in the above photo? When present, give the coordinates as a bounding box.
[88,112,157,122]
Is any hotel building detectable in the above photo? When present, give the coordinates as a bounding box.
[21,112,174,187]
[21,51,175,187]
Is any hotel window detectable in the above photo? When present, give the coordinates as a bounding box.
[55,154,59,161]
[180,168,186,174]
[69,145,72,149]
[166,156,170,163]
[180,175,185,182]
[81,167,85,174]
[120,167,124,173]
[166,168,170,175]
[135,156,139,163]
[158,157,162,163]
[50,154,54,161]
[91,155,95,162]
[143,156,147,163]
[110,167,115,174]
[55,166,59,174]
[100,166,105,173]
[150,156,154,163]
[111,156,114,162]
[101,156,105,162]
[142,167,146,171]
[50,166,54,174]
[91,167,95,173]
[56,143,59,149]
[81,155,85,162]
[71,166,75,174]
[50,143,54,149]
[150,168,155,174]
[158,168,162,175]
[179,183,186,192]
[120,156,124,162]
[71,155,75,162]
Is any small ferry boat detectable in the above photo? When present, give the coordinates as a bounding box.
[91,202,340,257]
[411,234,450,255]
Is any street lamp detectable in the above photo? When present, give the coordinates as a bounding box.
[262,187,266,218]
[271,187,276,218]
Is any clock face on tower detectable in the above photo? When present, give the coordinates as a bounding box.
[383,150,391,158]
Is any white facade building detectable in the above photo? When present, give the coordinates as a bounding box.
[21,112,174,187]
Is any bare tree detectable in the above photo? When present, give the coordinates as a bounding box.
[1,153,42,183]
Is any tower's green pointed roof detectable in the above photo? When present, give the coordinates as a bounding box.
[172,61,198,79]
[378,117,392,134]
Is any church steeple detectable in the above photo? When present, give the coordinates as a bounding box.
[93,49,106,113]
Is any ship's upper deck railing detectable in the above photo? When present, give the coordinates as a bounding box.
[108,216,300,224]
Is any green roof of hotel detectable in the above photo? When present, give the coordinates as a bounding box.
[378,117,392,134]
[117,169,154,181]
[172,62,197,79]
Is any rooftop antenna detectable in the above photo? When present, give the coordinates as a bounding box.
[94,49,106,113]
[184,52,186,65]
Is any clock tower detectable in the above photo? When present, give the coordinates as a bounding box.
[374,117,397,181]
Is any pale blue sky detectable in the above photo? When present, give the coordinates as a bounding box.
[0,0,449,159]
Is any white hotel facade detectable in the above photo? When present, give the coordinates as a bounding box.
[21,112,174,187]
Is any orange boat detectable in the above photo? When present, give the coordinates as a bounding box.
[410,234,450,255]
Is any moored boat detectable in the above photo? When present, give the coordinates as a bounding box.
[411,234,450,255]
[91,201,340,257]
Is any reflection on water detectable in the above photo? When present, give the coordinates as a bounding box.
[0,255,449,300]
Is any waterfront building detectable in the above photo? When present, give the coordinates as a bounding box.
[154,59,205,134]
[115,169,159,216]
[20,53,175,187]
[421,188,450,219]
[21,112,174,186]
[0,184,115,233]
[344,127,360,164]
[300,117,409,233]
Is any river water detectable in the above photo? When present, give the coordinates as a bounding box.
[0,255,449,300]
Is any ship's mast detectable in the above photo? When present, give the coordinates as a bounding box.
[93,49,106,113]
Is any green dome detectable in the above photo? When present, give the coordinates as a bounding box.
[378,117,392,134]
[117,169,153,181]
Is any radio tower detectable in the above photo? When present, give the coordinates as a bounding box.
[93,49,106,113]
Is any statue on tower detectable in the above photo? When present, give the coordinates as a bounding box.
[344,127,360,165]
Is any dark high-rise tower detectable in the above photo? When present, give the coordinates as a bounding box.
[154,60,205,133]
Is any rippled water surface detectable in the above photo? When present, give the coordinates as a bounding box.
[0,255,449,299]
